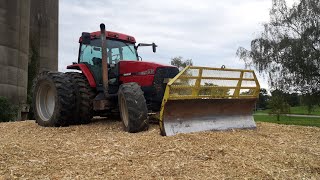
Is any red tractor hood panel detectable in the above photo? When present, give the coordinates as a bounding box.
[119,61,175,74]
[119,61,176,87]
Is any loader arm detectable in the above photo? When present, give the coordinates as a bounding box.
[160,66,260,136]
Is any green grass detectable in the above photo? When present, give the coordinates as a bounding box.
[254,114,320,127]
[255,106,320,115]
[290,106,320,115]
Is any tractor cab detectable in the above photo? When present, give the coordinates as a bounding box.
[67,30,178,111]
[77,35,139,93]
[79,38,139,65]
[70,31,157,93]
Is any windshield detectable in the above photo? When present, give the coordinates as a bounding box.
[79,39,138,65]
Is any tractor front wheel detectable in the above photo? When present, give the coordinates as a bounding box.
[118,83,148,133]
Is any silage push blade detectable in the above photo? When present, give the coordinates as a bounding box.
[161,99,257,136]
[159,66,260,136]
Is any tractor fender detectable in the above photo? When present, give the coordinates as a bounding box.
[67,64,96,88]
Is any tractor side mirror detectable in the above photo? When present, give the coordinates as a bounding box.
[152,43,157,53]
[82,32,91,45]
[136,43,158,53]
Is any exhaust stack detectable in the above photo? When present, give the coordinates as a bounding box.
[100,23,109,97]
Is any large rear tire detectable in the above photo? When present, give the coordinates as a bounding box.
[66,72,95,124]
[118,82,148,133]
[32,72,75,127]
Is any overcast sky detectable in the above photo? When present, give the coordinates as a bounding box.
[58,0,297,89]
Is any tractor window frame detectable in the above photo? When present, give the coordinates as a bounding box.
[77,39,139,65]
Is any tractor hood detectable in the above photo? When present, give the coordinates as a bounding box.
[119,61,176,75]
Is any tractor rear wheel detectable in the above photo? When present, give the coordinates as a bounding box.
[118,82,148,133]
[32,72,75,127]
[66,72,95,124]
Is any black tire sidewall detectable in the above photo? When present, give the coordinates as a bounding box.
[33,74,60,126]
[118,83,149,133]
[65,72,95,124]
[32,72,74,127]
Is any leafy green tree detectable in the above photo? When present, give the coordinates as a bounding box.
[237,0,320,95]
[301,92,320,114]
[170,56,193,70]
[170,57,194,95]
[268,90,290,121]
[0,97,18,122]
[199,83,230,97]
[284,93,300,107]
[257,88,270,109]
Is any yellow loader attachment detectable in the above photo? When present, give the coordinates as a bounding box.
[159,66,260,136]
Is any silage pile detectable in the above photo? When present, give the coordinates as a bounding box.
[0,119,319,179]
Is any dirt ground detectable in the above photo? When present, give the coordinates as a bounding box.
[0,119,319,180]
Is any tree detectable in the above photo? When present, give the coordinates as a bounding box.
[170,56,193,70]
[199,83,231,97]
[257,88,270,109]
[301,92,320,113]
[268,90,290,121]
[170,56,193,89]
[284,93,300,107]
[237,0,320,95]
[0,97,18,122]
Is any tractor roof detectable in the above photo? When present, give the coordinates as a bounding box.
[79,31,136,43]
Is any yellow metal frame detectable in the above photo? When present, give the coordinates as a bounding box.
[159,66,260,132]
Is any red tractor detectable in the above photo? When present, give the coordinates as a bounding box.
[33,24,178,133]
[33,23,260,136]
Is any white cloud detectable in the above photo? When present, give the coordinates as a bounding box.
[59,0,276,89]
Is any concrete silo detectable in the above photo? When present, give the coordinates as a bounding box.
[0,0,31,119]
[0,0,59,120]
[29,0,59,72]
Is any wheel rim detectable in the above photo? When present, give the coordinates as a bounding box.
[120,95,129,127]
[36,83,55,121]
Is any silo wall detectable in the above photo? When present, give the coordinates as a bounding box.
[0,0,31,120]
[29,0,59,72]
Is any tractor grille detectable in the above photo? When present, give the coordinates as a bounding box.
[149,67,179,111]
[154,67,179,86]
